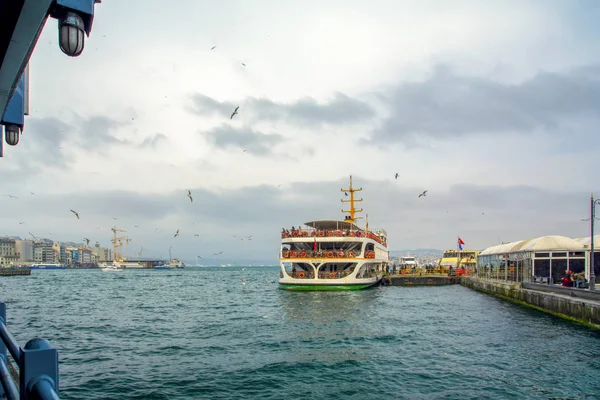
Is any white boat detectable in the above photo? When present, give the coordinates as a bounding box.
[279,175,389,291]
[399,255,419,269]
[100,261,125,272]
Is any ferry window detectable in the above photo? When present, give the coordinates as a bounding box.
[534,252,549,258]
[569,252,584,257]
[551,252,567,258]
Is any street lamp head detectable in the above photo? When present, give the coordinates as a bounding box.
[4,124,21,146]
[58,12,85,57]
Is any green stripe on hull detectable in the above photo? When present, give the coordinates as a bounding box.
[279,283,377,291]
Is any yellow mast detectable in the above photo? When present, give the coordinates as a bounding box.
[111,225,127,262]
[340,175,363,224]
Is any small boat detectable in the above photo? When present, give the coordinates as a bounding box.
[278,175,389,290]
[153,258,184,270]
[100,261,125,272]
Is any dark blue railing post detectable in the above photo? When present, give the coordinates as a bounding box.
[0,303,20,400]
[20,339,59,400]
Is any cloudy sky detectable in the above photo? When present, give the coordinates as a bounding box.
[1,0,600,264]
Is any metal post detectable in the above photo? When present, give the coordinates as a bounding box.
[591,194,599,291]
[20,338,59,400]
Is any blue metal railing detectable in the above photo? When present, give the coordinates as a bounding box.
[0,302,59,400]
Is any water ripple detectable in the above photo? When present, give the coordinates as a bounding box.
[0,268,598,399]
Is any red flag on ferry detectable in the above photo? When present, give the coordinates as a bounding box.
[458,237,465,245]
[313,237,317,251]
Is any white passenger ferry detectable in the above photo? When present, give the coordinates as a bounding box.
[279,176,389,290]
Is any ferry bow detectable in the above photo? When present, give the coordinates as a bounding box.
[279,176,389,290]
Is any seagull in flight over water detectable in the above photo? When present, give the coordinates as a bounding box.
[418,190,428,198]
[230,106,239,119]
[395,173,399,179]
[174,229,180,238]
[70,209,80,219]
[187,190,193,202]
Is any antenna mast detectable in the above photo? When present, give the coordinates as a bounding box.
[341,175,363,224]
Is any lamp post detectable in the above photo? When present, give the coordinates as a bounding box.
[590,194,600,291]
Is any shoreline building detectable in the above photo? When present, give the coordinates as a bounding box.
[477,235,588,284]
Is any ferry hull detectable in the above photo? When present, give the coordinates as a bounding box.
[279,280,380,291]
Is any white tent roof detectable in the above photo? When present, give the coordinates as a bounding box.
[479,235,585,256]
[572,235,600,246]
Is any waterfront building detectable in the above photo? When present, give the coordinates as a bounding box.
[92,245,112,262]
[0,238,18,265]
[15,239,34,262]
[477,235,587,284]
[34,241,57,263]
[572,235,600,283]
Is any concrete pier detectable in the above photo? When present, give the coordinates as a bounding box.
[461,277,600,329]
[383,275,460,286]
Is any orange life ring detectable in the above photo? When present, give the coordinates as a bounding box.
[348,251,355,257]
[337,251,344,258]
[299,252,306,258]
[291,251,298,257]
[297,271,306,279]
[326,251,334,258]
[329,272,336,279]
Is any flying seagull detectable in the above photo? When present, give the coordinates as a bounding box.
[241,63,246,67]
[83,238,90,246]
[174,229,180,238]
[214,251,223,256]
[210,46,216,50]
[4,195,17,199]
[395,173,399,179]
[194,234,200,237]
[187,190,193,202]
[30,192,35,195]
[70,209,80,219]
[230,106,239,120]
[418,190,428,198]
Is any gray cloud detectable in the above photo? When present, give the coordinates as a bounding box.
[139,133,168,149]
[201,124,284,156]
[189,92,375,126]
[0,176,595,264]
[367,64,600,144]
[77,115,131,147]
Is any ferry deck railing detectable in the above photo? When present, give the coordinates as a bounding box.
[0,301,60,400]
